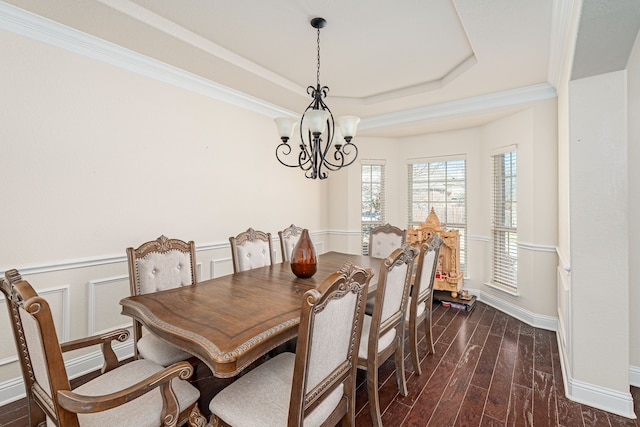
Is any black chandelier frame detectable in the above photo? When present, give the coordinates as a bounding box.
[275,17,359,180]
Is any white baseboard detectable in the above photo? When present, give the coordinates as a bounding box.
[0,377,25,407]
[475,289,558,331]
[630,365,640,388]
[566,375,637,419]
[555,327,637,419]
[0,341,134,406]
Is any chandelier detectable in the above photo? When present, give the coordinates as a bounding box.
[274,17,360,180]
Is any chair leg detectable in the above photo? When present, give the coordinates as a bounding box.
[186,405,209,427]
[27,397,46,427]
[424,308,435,355]
[409,317,422,376]
[366,367,384,427]
[393,336,408,397]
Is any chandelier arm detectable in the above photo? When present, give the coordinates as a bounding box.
[276,142,314,169]
[275,142,299,168]
[315,139,329,179]
[298,144,314,172]
[338,142,359,167]
[319,141,359,170]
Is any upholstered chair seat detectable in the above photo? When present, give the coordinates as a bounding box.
[127,235,198,366]
[209,263,372,427]
[209,353,344,427]
[136,333,193,367]
[229,228,275,273]
[72,359,200,427]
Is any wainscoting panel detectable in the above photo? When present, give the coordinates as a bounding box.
[88,275,131,335]
[210,257,233,279]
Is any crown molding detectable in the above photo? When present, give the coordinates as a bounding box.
[359,83,557,132]
[0,1,557,137]
[0,1,293,119]
[96,0,306,96]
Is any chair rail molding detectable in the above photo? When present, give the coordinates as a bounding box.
[0,231,328,276]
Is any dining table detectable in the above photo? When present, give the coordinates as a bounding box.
[120,251,382,378]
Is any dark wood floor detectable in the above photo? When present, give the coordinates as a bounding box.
[1,300,638,426]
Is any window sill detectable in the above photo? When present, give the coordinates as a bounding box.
[483,282,520,298]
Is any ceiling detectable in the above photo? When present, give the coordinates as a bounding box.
[3,0,564,137]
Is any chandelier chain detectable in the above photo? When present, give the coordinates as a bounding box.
[316,26,321,87]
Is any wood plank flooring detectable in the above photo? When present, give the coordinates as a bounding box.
[1,300,638,426]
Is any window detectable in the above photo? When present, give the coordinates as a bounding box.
[491,148,517,288]
[361,162,385,255]
[408,157,466,272]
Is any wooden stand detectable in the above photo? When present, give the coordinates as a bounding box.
[407,208,464,297]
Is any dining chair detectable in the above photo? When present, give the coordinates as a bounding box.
[208,262,373,427]
[368,223,406,259]
[405,234,443,375]
[357,244,418,427]
[229,227,275,273]
[1,269,204,427]
[278,223,303,262]
[127,235,197,366]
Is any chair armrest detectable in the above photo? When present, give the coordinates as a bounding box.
[57,361,193,415]
[60,329,130,373]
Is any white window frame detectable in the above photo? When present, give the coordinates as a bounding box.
[489,146,518,292]
[407,155,467,272]
[361,160,386,255]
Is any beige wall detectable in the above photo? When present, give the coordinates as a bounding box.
[0,30,330,266]
[569,68,630,401]
[627,29,640,375]
[554,1,637,418]
[481,102,559,318]
[338,101,559,321]
[0,29,334,388]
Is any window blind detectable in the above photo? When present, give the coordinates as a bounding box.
[361,163,386,255]
[490,150,518,288]
[407,157,466,272]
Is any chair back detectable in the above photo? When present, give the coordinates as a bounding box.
[368,223,406,259]
[368,245,418,351]
[278,224,303,262]
[289,262,372,426]
[412,234,444,309]
[229,228,275,273]
[126,235,197,296]
[1,270,73,426]
[126,235,197,360]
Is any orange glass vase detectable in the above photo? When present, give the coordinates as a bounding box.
[290,229,317,278]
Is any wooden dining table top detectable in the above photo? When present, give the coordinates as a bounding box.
[120,251,381,378]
